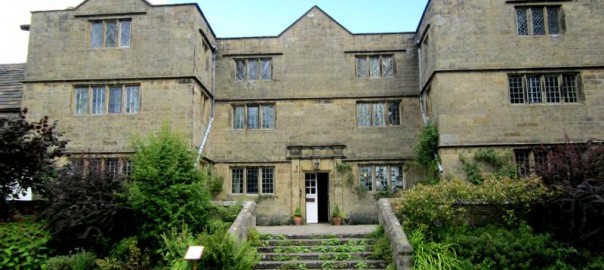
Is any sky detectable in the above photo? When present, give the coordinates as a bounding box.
[0,0,429,64]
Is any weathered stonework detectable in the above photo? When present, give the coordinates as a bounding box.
[16,0,604,221]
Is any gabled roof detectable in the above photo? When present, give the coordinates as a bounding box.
[0,64,25,111]
[219,5,409,40]
[279,6,353,36]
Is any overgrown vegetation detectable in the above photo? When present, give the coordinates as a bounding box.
[395,138,604,269]
[0,109,67,219]
[0,122,258,269]
[531,139,604,252]
[0,220,51,269]
[414,121,440,183]
[392,175,551,231]
[408,226,467,270]
[42,168,132,254]
[459,148,517,184]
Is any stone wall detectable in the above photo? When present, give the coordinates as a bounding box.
[21,79,209,153]
[377,199,413,270]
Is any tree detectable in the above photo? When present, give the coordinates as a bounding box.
[126,126,214,249]
[0,109,67,218]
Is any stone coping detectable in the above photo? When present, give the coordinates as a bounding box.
[377,198,413,270]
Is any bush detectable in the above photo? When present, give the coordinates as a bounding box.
[392,176,551,231]
[95,237,150,270]
[47,251,97,270]
[0,220,51,269]
[441,224,577,269]
[43,168,132,254]
[127,126,214,248]
[532,139,604,251]
[160,224,259,270]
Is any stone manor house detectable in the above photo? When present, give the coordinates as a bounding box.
[2,0,602,224]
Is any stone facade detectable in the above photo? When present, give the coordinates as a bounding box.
[417,0,604,175]
[17,0,604,221]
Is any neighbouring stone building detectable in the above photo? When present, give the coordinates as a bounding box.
[7,0,603,224]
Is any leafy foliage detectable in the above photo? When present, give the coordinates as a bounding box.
[127,126,214,248]
[95,237,151,270]
[42,168,132,254]
[0,109,67,217]
[408,226,467,270]
[392,176,551,231]
[459,149,517,185]
[414,122,439,170]
[0,220,51,269]
[46,251,97,270]
[441,223,578,269]
[532,139,604,251]
[160,224,259,270]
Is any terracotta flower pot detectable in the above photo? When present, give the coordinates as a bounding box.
[332,217,342,225]
[293,216,303,225]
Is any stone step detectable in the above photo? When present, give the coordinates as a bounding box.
[256,245,373,253]
[254,259,387,269]
[259,233,373,240]
[263,238,373,246]
[260,251,375,261]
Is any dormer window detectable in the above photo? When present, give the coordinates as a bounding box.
[91,19,131,48]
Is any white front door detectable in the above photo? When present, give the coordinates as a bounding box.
[305,173,318,224]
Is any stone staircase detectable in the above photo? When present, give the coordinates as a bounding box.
[253,232,389,270]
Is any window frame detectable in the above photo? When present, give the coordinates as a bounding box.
[234,58,273,81]
[355,54,395,78]
[232,104,276,130]
[358,164,405,192]
[74,85,141,115]
[356,100,401,127]
[70,157,132,178]
[230,167,275,195]
[515,5,562,36]
[508,73,580,105]
[90,19,132,48]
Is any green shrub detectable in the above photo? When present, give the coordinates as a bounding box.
[95,237,150,270]
[441,224,577,269]
[392,176,551,231]
[47,251,97,270]
[0,220,51,269]
[127,126,214,248]
[47,255,72,270]
[408,226,468,270]
[160,224,259,270]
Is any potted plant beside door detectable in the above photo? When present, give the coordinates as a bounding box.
[293,207,303,225]
[331,204,344,225]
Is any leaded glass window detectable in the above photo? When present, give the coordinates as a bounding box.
[234,58,272,81]
[246,168,259,194]
[232,168,244,194]
[90,19,131,48]
[357,101,400,127]
[355,55,395,78]
[75,88,89,115]
[508,74,579,104]
[92,87,105,114]
[515,6,561,36]
[109,87,122,113]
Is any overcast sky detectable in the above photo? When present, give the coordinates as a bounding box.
[0,0,428,64]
